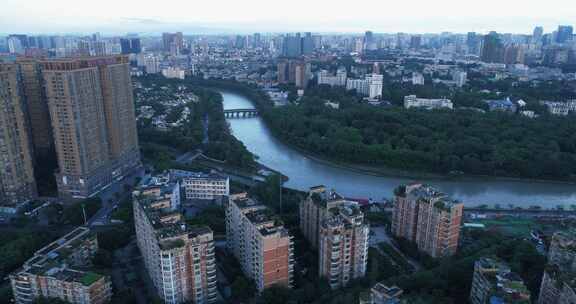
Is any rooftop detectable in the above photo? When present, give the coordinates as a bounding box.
[476,257,531,303]
[372,282,403,299]
[169,169,227,181]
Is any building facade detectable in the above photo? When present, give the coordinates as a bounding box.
[0,63,37,206]
[392,184,463,258]
[318,202,369,289]
[470,258,531,304]
[404,95,453,110]
[300,186,348,249]
[134,181,217,304]
[226,193,293,292]
[10,227,112,304]
[538,230,576,304]
[170,170,229,201]
[41,56,140,200]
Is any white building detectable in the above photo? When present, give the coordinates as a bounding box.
[404,95,453,110]
[162,67,186,80]
[452,71,468,87]
[144,56,161,74]
[412,72,425,85]
[169,170,229,201]
[540,100,576,116]
[346,78,369,96]
[367,74,384,99]
[318,68,347,87]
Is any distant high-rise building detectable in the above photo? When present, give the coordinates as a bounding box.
[410,35,422,49]
[538,230,576,304]
[134,181,218,304]
[302,32,314,55]
[392,183,463,258]
[226,193,294,292]
[252,33,262,48]
[41,56,140,200]
[282,33,303,57]
[470,258,531,304]
[7,34,28,54]
[162,32,184,54]
[533,26,544,43]
[277,58,310,88]
[0,63,37,207]
[364,31,376,51]
[480,32,505,63]
[556,26,574,44]
[120,38,142,54]
[466,32,480,55]
[503,44,525,64]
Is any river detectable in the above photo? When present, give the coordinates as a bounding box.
[222,91,576,208]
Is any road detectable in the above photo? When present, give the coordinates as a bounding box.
[370,226,421,272]
[88,167,145,226]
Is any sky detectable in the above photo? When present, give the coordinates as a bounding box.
[1,0,576,35]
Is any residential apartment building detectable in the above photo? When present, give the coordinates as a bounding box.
[470,257,531,304]
[0,63,37,207]
[360,283,403,304]
[538,230,576,304]
[169,170,229,201]
[277,58,310,88]
[346,78,369,96]
[41,56,140,200]
[300,186,348,249]
[134,180,217,304]
[392,183,463,258]
[225,193,294,292]
[317,68,347,87]
[318,202,369,289]
[403,95,453,110]
[10,227,112,304]
[366,74,384,99]
[16,59,54,156]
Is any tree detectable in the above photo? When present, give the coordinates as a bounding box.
[230,276,256,301]
[257,285,291,304]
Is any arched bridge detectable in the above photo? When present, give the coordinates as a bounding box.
[224,108,259,118]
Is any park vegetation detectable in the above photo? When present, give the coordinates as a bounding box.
[188,77,576,181]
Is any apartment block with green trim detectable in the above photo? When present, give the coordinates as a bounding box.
[9,227,111,304]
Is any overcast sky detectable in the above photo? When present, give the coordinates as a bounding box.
[2,0,575,35]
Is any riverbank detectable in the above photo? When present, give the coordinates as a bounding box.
[196,79,576,186]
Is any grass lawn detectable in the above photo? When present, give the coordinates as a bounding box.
[476,217,542,237]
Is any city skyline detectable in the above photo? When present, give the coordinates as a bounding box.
[2,0,576,34]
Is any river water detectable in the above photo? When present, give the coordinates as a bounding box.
[222,91,576,208]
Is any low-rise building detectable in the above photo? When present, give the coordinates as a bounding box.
[225,193,293,292]
[10,227,112,304]
[403,95,453,110]
[484,97,517,112]
[362,283,403,304]
[162,67,186,79]
[540,100,576,116]
[470,257,531,304]
[134,181,217,304]
[170,170,229,202]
